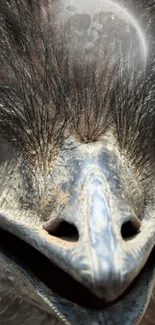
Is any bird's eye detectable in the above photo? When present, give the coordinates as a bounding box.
[0,136,16,165]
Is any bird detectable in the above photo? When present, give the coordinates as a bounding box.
[0,0,155,324]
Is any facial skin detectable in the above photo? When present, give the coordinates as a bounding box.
[0,0,155,325]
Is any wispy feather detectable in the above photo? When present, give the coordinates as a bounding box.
[0,0,155,182]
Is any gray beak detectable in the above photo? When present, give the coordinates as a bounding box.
[42,163,155,302]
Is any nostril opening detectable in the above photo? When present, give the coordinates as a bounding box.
[43,218,79,243]
[121,219,140,240]
[51,221,79,242]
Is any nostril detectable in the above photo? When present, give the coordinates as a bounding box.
[51,221,79,242]
[43,218,79,243]
[121,218,140,240]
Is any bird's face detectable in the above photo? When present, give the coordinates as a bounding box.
[0,134,155,325]
[0,0,155,324]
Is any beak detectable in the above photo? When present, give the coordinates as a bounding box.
[0,160,155,303]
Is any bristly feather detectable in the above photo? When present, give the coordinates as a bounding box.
[0,0,69,165]
[0,0,155,181]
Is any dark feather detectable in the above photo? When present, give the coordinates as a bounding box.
[0,289,60,325]
[0,0,155,181]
